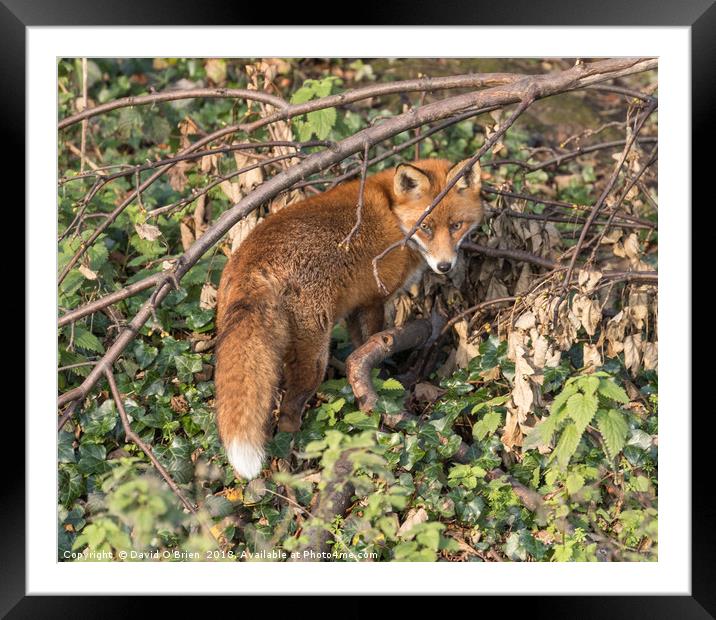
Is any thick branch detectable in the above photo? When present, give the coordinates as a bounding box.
[345,321,546,516]
[240,72,522,134]
[346,320,433,412]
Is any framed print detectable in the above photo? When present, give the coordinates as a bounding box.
[10,0,711,615]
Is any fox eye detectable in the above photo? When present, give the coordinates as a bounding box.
[450,221,463,232]
[420,222,432,233]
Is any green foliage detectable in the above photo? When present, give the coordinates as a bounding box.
[290,77,341,141]
[524,373,633,469]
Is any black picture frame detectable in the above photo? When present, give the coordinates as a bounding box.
[11,1,709,615]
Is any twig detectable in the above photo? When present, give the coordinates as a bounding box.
[80,58,88,174]
[440,296,519,336]
[561,99,658,290]
[587,145,658,261]
[58,272,165,327]
[104,369,197,514]
[462,241,657,282]
[339,142,370,248]
[346,319,433,412]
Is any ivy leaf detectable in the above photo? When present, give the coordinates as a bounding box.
[59,464,84,506]
[77,443,110,475]
[133,341,158,370]
[58,431,76,464]
[596,409,629,460]
[174,354,203,383]
[472,410,502,441]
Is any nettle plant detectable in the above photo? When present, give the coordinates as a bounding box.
[524,372,631,468]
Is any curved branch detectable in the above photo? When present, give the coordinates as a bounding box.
[58,87,288,130]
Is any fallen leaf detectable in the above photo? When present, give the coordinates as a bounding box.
[397,507,428,537]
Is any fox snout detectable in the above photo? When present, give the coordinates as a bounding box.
[436,260,455,274]
[423,251,458,274]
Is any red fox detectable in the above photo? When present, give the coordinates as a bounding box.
[215,158,483,479]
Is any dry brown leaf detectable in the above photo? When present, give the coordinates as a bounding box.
[397,507,428,537]
[453,319,480,369]
[167,160,189,192]
[220,180,242,204]
[514,262,533,296]
[78,264,98,280]
[642,340,658,371]
[572,294,601,336]
[134,222,162,241]
[583,343,603,369]
[624,333,643,375]
[532,333,549,368]
[578,269,603,294]
[205,58,227,84]
[228,211,258,254]
[501,408,523,450]
[179,220,194,251]
[200,283,218,310]
[514,311,536,332]
[623,233,641,261]
[391,292,413,328]
[193,195,211,239]
[601,228,623,245]
[627,290,649,329]
[234,152,265,194]
[413,382,445,403]
[512,345,535,417]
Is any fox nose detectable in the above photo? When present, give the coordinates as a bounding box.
[436,261,453,273]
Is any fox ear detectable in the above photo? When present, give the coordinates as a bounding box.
[447,159,482,194]
[394,163,431,199]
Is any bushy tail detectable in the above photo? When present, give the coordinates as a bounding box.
[215,276,288,480]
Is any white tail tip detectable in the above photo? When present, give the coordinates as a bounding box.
[226,439,265,480]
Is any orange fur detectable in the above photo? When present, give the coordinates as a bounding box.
[215,159,483,479]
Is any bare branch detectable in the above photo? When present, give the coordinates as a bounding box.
[58,87,288,130]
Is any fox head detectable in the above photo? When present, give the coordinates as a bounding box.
[392,158,483,274]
